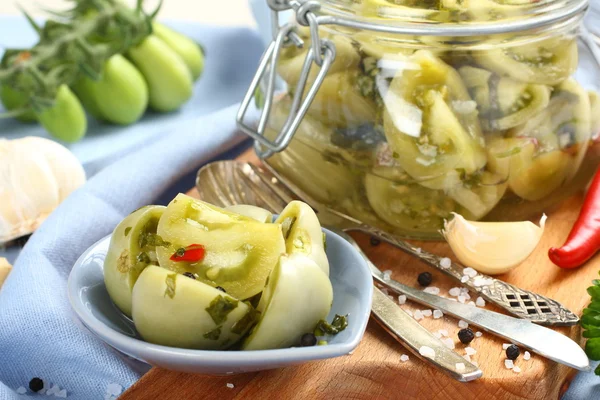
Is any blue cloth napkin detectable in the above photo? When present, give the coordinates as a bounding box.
[0,19,262,399]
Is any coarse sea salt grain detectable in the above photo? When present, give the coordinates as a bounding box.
[440,257,452,269]
[461,275,469,283]
[457,295,466,304]
[442,338,455,349]
[513,366,522,373]
[438,329,448,337]
[423,286,440,295]
[422,309,433,317]
[433,310,443,319]
[381,288,389,295]
[524,351,531,360]
[16,387,26,395]
[414,310,424,321]
[106,384,122,396]
[503,343,512,350]
[463,354,471,363]
[419,346,436,359]
[465,347,477,356]
[467,301,476,307]
[398,295,407,305]
[476,297,486,307]
[383,270,393,281]
[55,389,67,398]
[458,320,469,329]
[505,359,514,369]
[448,287,461,297]
[227,383,235,389]
[475,332,483,338]
[434,332,443,339]
[463,268,478,278]
[415,247,422,254]
[455,363,466,372]
[401,354,410,362]
[404,309,413,317]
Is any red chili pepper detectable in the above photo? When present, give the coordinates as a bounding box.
[170,244,205,262]
[549,167,600,268]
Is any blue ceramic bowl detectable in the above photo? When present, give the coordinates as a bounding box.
[67,229,373,374]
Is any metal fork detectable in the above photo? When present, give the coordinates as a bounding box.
[197,161,578,327]
[196,161,483,382]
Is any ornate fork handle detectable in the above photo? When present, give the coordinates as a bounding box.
[356,225,579,326]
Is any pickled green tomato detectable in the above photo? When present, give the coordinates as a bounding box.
[152,22,205,81]
[225,205,273,223]
[242,254,333,350]
[0,85,37,122]
[365,165,458,232]
[265,101,359,205]
[127,35,193,112]
[448,172,507,220]
[459,66,551,131]
[36,85,87,142]
[73,54,149,125]
[588,91,600,139]
[155,194,286,300]
[383,50,486,190]
[103,205,166,317]
[132,265,252,350]
[474,37,578,85]
[275,201,329,276]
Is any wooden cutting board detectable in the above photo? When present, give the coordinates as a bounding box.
[121,150,599,400]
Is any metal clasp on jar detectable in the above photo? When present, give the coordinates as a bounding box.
[236,0,336,159]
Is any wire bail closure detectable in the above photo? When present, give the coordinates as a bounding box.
[236,0,336,159]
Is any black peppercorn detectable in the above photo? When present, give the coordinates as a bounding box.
[183,272,195,279]
[300,333,317,347]
[370,237,381,246]
[457,328,475,344]
[506,344,520,360]
[417,272,433,287]
[29,378,44,393]
[215,286,227,293]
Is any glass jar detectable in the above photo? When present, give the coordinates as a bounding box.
[238,0,600,239]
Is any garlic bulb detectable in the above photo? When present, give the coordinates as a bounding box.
[0,137,86,244]
[442,213,546,275]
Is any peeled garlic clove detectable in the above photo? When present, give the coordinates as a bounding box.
[442,213,546,275]
[0,137,85,244]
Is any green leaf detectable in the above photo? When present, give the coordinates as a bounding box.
[19,7,42,35]
[315,314,349,335]
[164,273,177,299]
[205,295,239,325]
[587,286,600,300]
[203,326,221,340]
[231,302,259,335]
[596,363,600,376]
[581,313,600,328]
[583,327,600,338]
[586,338,600,360]
[587,301,600,312]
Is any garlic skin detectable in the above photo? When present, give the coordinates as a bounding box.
[0,137,86,244]
[442,213,546,275]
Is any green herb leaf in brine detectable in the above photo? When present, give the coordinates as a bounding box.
[136,252,151,264]
[315,314,348,335]
[231,303,260,335]
[205,295,239,325]
[322,232,327,251]
[164,273,177,299]
[124,227,132,236]
[203,326,222,340]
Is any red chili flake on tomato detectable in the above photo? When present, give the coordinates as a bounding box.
[170,244,205,262]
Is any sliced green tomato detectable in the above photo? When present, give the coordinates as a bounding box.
[487,137,570,201]
[364,165,458,232]
[459,66,551,131]
[278,34,360,88]
[242,254,333,350]
[353,31,414,59]
[103,205,166,317]
[473,37,578,85]
[152,22,205,81]
[225,205,273,223]
[132,265,251,350]
[275,201,329,276]
[448,172,507,220]
[383,50,486,190]
[307,70,378,128]
[265,101,359,205]
[590,91,600,139]
[155,194,285,300]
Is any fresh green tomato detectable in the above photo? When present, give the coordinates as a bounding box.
[155,194,286,300]
[242,254,333,350]
[225,205,273,223]
[36,85,87,142]
[0,85,37,122]
[103,205,166,317]
[275,200,329,276]
[72,54,149,125]
[127,35,193,112]
[132,265,252,350]
[152,22,205,81]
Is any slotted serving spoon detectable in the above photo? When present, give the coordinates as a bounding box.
[197,161,579,327]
